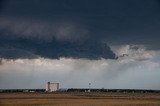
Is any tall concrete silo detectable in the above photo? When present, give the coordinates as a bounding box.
[46,82,59,92]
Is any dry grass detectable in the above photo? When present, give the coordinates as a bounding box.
[0,92,160,106]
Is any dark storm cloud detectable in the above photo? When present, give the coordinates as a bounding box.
[0,0,160,59]
[0,36,116,59]
[0,16,116,59]
[4,0,160,47]
[0,0,6,12]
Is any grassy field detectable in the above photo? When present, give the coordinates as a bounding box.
[0,92,160,106]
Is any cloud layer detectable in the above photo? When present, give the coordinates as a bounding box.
[0,17,116,60]
[0,0,160,90]
[0,17,88,42]
[0,45,159,89]
[1,0,160,49]
[0,35,116,59]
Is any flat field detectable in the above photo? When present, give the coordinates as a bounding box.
[0,92,160,106]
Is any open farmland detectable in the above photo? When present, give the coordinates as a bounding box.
[0,92,160,106]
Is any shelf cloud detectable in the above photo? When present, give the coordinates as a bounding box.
[0,0,160,89]
[0,45,159,89]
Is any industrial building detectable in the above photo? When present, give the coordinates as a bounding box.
[46,82,59,92]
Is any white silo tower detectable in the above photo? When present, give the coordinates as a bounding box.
[46,82,59,92]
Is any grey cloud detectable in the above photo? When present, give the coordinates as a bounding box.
[0,16,116,60]
[0,58,2,65]
[0,48,39,59]
[1,0,160,50]
[0,35,116,59]
[0,17,88,42]
[0,50,159,89]
[113,45,155,61]
[0,0,160,90]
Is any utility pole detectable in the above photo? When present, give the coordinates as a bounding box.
[89,83,91,92]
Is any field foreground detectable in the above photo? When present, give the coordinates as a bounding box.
[0,92,160,106]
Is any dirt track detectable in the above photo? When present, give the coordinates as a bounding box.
[1,92,160,99]
[0,92,160,106]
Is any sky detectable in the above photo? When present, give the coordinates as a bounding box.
[0,0,160,89]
